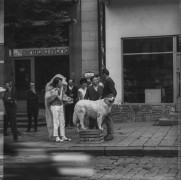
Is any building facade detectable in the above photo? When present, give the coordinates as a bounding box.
[0,0,4,86]
[100,0,181,121]
[3,0,181,119]
[3,0,99,111]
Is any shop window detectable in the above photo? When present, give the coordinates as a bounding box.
[177,35,181,52]
[123,37,173,103]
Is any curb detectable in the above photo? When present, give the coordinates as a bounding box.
[46,146,179,157]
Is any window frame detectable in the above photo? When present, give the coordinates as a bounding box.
[122,35,178,104]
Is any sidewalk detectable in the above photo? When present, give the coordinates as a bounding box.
[4,122,180,157]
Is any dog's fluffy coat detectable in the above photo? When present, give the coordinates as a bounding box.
[73,97,114,131]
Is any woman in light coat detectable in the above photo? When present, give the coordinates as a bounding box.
[45,74,72,141]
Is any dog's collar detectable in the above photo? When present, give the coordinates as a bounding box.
[104,99,112,106]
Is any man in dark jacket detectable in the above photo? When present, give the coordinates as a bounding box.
[4,82,18,141]
[65,79,78,127]
[101,68,117,141]
[26,82,39,132]
[85,76,103,129]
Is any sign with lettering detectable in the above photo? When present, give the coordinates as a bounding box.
[9,47,69,57]
[84,71,95,78]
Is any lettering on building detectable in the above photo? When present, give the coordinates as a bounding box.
[9,47,69,57]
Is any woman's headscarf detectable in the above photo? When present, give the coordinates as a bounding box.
[45,74,67,91]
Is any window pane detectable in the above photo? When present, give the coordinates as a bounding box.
[123,37,173,53]
[177,35,181,52]
[123,54,173,103]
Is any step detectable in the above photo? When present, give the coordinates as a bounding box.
[16,116,45,121]
[16,109,45,117]
[157,116,180,126]
[17,121,46,128]
[16,115,46,128]
[157,118,178,126]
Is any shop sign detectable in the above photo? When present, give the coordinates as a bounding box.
[9,47,69,57]
[84,71,95,78]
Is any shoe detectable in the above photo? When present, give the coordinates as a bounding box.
[34,129,37,132]
[61,136,71,141]
[55,137,63,142]
[26,129,30,132]
[104,136,114,141]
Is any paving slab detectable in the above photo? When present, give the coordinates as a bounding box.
[4,122,180,157]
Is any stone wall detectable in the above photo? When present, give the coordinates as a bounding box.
[111,103,176,122]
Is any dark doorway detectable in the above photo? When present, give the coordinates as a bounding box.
[35,55,69,106]
[15,59,31,100]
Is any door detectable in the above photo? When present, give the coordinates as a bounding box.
[15,59,31,100]
[176,53,181,112]
[35,56,70,107]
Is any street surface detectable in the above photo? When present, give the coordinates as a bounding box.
[3,122,181,179]
[4,122,180,150]
[3,154,180,180]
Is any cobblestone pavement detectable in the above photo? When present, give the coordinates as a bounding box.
[89,156,180,180]
[3,154,180,180]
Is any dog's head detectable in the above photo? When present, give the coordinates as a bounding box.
[104,94,115,106]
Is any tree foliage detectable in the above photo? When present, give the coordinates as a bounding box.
[4,0,69,49]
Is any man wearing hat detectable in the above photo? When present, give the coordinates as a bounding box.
[101,68,117,141]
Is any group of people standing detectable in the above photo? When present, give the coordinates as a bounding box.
[0,68,117,142]
[45,68,117,142]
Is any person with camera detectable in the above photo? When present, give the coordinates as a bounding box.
[48,77,72,142]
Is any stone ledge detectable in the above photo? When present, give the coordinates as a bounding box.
[36,145,179,157]
[68,146,105,156]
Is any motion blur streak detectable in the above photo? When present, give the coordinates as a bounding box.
[3,142,95,179]
[51,153,91,162]
[58,168,94,176]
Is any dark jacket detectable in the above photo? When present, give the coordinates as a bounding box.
[65,85,78,104]
[102,77,117,98]
[3,88,16,108]
[85,85,103,101]
[26,89,39,108]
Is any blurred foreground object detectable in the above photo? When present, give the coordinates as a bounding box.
[4,142,94,180]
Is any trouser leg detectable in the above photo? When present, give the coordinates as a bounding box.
[89,117,97,129]
[33,107,39,131]
[59,105,65,138]
[65,105,69,127]
[104,114,114,137]
[4,115,8,134]
[27,108,32,130]
[9,106,18,141]
[51,106,60,137]
[69,105,74,126]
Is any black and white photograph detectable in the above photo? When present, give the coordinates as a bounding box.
[0,0,181,179]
